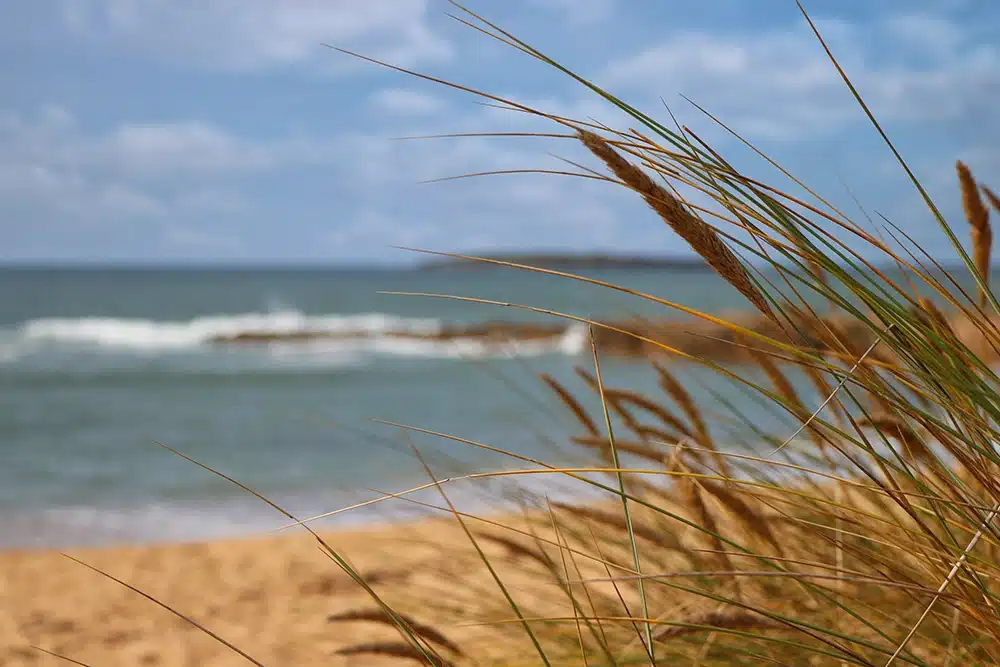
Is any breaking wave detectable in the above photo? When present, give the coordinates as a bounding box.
[3,310,588,367]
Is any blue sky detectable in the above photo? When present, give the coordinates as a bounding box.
[4,0,999,264]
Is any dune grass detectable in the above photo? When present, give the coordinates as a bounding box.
[320,3,1000,666]
[41,3,1000,666]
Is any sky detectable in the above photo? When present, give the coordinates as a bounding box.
[3,0,999,265]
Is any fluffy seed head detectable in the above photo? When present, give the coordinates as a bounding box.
[957,161,992,308]
[579,130,774,320]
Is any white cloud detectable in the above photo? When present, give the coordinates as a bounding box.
[0,110,168,223]
[101,122,342,177]
[59,0,452,72]
[370,88,448,116]
[107,123,275,174]
[600,15,999,140]
[0,105,650,260]
[0,109,342,183]
[0,107,344,238]
[331,127,648,259]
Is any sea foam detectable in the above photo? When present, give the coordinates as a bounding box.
[6,311,588,366]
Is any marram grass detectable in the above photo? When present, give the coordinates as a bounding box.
[322,3,1000,666]
[48,3,1000,667]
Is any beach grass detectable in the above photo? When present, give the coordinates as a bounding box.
[25,2,1000,666]
[318,3,1000,666]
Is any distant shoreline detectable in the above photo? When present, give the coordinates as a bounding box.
[417,253,711,271]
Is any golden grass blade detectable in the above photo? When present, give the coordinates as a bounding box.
[580,520,642,660]
[30,646,93,667]
[570,434,673,466]
[554,524,622,666]
[769,330,888,457]
[377,260,808,360]
[368,485,639,575]
[566,570,969,598]
[404,438,554,667]
[544,500,591,667]
[655,610,785,641]
[154,443,442,665]
[552,502,686,555]
[855,416,934,464]
[588,325,656,665]
[418,167,604,186]
[275,478,480,530]
[62,555,268,667]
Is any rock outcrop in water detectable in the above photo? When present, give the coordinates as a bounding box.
[211,321,567,345]
[208,308,1000,365]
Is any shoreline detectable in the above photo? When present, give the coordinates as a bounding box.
[0,496,418,552]
[1,457,601,552]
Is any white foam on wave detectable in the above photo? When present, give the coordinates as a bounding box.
[258,321,588,365]
[5,311,588,366]
[18,311,442,349]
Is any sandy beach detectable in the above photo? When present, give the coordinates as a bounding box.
[2,514,533,667]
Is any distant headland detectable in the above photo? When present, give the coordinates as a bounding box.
[417,253,710,271]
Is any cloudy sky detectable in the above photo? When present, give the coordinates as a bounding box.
[4,0,999,264]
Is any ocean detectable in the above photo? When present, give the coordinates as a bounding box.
[0,264,938,549]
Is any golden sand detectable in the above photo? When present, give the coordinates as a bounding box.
[3,517,502,667]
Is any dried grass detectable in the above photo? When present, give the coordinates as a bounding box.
[540,373,600,437]
[578,130,775,320]
[551,502,686,555]
[654,609,786,641]
[697,479,785,557]
[958,160,992,308]
[328,609,463,655]
[335,642,455,667]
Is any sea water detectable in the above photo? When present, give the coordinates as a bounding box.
[0,264,961,548]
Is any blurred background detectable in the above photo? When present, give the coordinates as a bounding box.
[2,0,998,548]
